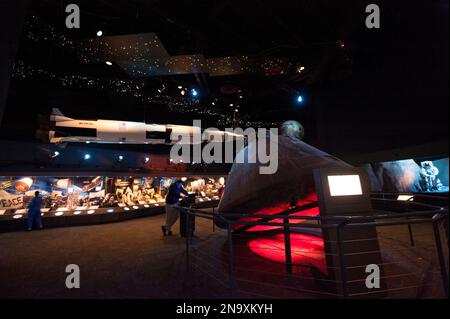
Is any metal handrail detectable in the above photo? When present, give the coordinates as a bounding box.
[174,196,449,299]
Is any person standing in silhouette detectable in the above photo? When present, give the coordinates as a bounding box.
[27,191,43,231]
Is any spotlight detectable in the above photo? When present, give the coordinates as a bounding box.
[133,206,139,210]
[144,157,150,163]
[235,109,239,112]
[85,141,90,144]
[107,209,114,213]
[118,155,124,162]
[55,212,64,216]
[144,204,150,208]
[73,211,82,215]
[105,61,113,66]
[96,30,103,37]
[124,207,130,211]
[157,84,166,93]
[297,66,306,73]
[13,214,22,219]
[211,102,215,105]
[180,90,186,96]
[49,151,60,159]
[296,95,304,104]
[177,85,183,89]
[338,40,345,48]
[191,89,198,97]
[84,154,91,160]
[87,210,95,215]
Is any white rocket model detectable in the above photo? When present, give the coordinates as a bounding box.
[49,108,241,145]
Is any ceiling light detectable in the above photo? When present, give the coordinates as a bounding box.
[96,30,103,37]
[105,61,113,66]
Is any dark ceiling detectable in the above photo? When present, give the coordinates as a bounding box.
[1,0,449,156]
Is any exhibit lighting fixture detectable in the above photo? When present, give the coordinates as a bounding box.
[51,151,60,159]
[133,206,139,210]
[397,195,414,201]
[96,30,103,37]
[107,209,114,213]
[13,214,22,219]
[177,85,183,89]
[181,177,187,182]
[87,210,95,215]
[154,203,159,206]
[296,95,304,103]
[84,154,91,160]
[105,61,113,66]
[118,155,124,161]
[85,141,90,144]
[144,157,150,163]
[144,204,150,208]
[124,207,130,211]
[55,212,64,216]
[211,102,215,105]
[73,211,82,215]
[327,175,363,196]
[191,89,198,97]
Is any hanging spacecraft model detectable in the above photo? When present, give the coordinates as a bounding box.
[48,108,241,145]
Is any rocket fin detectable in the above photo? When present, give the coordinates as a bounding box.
[51,108,74,122]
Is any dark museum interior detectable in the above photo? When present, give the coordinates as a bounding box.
[0,0,448,302]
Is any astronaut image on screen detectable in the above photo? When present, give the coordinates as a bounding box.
[420,161,445,192]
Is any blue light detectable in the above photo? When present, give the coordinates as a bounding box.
[191,89,198,97]
[296,95,304,103]
[84,154,91,160]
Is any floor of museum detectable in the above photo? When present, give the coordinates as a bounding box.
[0,212,446,299]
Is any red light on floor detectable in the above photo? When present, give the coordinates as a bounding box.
[248,233,327,274]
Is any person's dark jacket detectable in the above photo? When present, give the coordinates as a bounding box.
[28,196,43,212]
[165,183,188,205]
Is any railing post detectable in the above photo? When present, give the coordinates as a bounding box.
[283,217,293,273]
[212,207,216,232]
[336,222,349,299]
[432,214,449,297]
[185,209,190,259]
[227,223,235,298]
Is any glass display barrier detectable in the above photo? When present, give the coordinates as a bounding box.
[0,175,225,218]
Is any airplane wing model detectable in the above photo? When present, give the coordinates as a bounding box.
[49,108,242,145]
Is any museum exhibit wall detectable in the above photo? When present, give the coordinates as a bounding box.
[0,175,225,217]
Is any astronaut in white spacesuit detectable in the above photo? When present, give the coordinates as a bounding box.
[420,161,440,192]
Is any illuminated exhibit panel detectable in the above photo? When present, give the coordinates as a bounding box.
[0,175,225,216]
[362,157,449,193]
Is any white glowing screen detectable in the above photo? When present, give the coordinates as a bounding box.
[327,175,362,196]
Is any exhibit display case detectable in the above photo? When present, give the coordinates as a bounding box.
[0,175,225,219]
